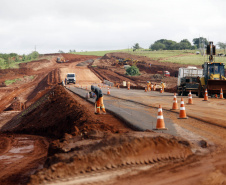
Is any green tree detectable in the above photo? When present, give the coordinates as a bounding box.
[5,57,12,68]
[179,39,192,49]
[150,42,166,50]
[22,54,26,61]
[217,42,226,53]
[31,51,39,59]
[133,43,141,51]
[192,37,208,49]
[126,65,140,76]
[15,55,20,62]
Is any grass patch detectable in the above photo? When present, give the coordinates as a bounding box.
[5,78,21,85]
[129,50,226,65]
[4,75,35,86]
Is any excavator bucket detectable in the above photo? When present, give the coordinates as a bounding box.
[207,80,226,94]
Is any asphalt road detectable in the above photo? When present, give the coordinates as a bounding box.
[66,86,179,136]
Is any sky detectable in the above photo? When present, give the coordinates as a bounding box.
[0,0,226,54]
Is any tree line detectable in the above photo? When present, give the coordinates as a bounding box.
[0,51,39,69]
[133,37,226,52]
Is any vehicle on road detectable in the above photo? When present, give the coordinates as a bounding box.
[177,66,203,96]
[66,73,76,84]
[198,42,226,98]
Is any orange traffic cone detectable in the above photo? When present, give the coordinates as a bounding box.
[188,91,193,104]
[160,87,163,93]
[107,88,110,95]
[86,86,88,90]
[220,88,224,99]
[171,93,178,110]
[155,105,167,130]
[145,88,147,92]
[128,85,130,90]
[203,89,208,101]
[178,98,188,119]
[117,85,120,89]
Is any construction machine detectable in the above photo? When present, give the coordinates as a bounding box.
[198,41,226,97]
[56,57,68,63]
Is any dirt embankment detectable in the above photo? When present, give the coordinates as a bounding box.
[1,86,120,138]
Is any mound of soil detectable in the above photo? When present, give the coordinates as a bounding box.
[29,133,192,184]
[19,59,52,71]
[1,85,119,139]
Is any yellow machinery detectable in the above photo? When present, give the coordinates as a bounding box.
[198,41,226,97]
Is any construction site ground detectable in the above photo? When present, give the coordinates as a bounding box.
[0,53,226,185]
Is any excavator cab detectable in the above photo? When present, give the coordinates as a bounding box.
[202,62,225,81]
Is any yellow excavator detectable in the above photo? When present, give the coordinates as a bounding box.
[198,41,226,97]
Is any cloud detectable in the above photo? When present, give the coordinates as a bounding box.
[0,0,225,54]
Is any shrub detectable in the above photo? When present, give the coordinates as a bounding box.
[126,65,140,76]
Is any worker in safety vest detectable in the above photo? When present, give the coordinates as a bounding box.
[147,81,151,91]
[127,81,130,90]
[151,83,153,91]
[161,82,165,92]
[153,83,157,91]
[90,85,106,114]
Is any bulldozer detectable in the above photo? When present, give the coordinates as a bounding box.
[198,41,226,97]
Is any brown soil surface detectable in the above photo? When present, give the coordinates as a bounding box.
[0,52,226,185]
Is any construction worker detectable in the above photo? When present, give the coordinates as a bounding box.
[147,81,151,91]
[127,81,130,90]
[151,83,154,91]
[161,82,165,92]
[153,83,157,91]
[90,85,106,114]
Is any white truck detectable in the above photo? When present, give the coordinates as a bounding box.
[66,73,76,84]
[177,66,203,96]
